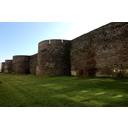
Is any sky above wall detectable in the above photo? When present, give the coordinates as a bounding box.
[0,22,109,67]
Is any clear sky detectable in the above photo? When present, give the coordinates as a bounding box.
[0,22,109,68]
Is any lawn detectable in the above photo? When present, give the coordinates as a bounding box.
[0,73,128,107]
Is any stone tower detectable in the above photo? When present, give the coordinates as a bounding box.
[1,62,5,73]
[12,55,30,74]
[36,39,71,76]
[4,60,12,73]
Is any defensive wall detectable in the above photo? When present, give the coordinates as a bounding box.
[36,39,71,76]
[70,22,128,77]
[1,22,128,77]
[4,60,12,73]
[12,55,30,74]
[30,53,37,75]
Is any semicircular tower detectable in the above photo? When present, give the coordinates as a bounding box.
[36,39,71,76]
[12,55,30,74]
[4,60,12,73]
[1,62,5,73]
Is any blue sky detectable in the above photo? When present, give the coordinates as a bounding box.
[0,22,109,71]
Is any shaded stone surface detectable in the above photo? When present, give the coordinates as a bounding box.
[1,62,5,73]
[4,60,12,73]
[30,53,37,75]
[71,22,128,77]
[12,56,30,74]
[36,39,71,76]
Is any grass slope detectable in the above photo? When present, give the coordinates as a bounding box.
[0,73,128,107]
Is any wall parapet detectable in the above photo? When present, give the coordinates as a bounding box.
[39,39,70,45]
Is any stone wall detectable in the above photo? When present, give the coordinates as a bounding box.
[12,56,30,74]
[2,22,128,77]
[30,53,37,75]
[36,39,71,76]
[71,22,128,77]
[4,60,12,73]
[1,62,5,73]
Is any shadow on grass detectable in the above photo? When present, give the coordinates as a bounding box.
[102,99,128,107]
[1,73,128,107]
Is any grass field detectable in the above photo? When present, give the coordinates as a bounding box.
[0,73,128,107]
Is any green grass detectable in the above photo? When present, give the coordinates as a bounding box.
[0,73,128,107]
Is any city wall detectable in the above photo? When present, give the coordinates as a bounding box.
[70,22,128,77]
[30,53,37,75]
[1,22,128,77]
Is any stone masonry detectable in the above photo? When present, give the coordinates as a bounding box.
[30,54,37,75]
[12,56,30,74]
[4,60,12,73]
[2,22,128,77]
[1,62,5,73]
[36,39,71,76]
[70,22,128,77]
